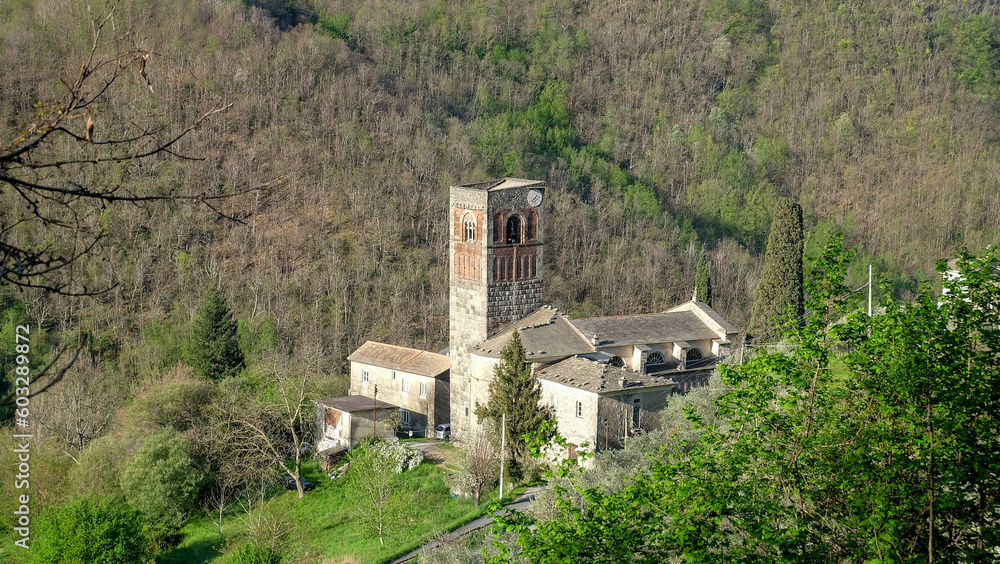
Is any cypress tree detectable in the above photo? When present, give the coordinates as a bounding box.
[749,198,803,341]
[475,331,551,472]
[694,250,712,306]
[187,288,245,380]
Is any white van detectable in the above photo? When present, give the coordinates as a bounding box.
[434,423,451,440]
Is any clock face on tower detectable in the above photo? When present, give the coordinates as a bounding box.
[527,189,543,207]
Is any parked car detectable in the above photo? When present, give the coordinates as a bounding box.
[434,423,451,440]
[282,476,314,491]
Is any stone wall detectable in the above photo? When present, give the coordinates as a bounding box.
[540,380,599,449]
[349,362,444,431]
[449,181,546,442]
[487,279,544,334]
[449,188,490,441]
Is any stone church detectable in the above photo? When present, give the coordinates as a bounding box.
[318,178,739,452]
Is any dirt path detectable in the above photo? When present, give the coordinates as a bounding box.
[405,439,463,469]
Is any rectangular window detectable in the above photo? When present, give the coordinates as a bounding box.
[402,379,408,393]
[552,394,558,410]
[419,382,427,397]
[401,410,410,425]
[632,398,641,427]
[362,370,369,384]
[576,401,583,418]
[392,371,396,381]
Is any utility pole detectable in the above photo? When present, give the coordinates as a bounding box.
[499,413,506,500]
[868,264,873,317]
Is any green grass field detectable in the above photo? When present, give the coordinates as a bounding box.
[157,458,483,564]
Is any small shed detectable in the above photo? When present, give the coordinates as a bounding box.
[314,396,399,451]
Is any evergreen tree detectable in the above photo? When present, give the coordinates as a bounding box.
[748,198,803,341]
[475,331,551,472]
[187,289,244,380]
[694,249,712,306]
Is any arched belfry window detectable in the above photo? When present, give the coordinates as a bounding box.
[463,213,476,242]
[505,215,522,244]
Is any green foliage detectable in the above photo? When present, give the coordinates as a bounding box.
[490,242,1000,563]
[143,523,185,555]
[749,197,803,340]
[186,289,245,380]
[694,249,712,305]
[0,296,28,421]
[30,497,148,564]
[475,331,552,475]
[141,318,186,369]
[348,443,411,546]
[224,542,282,564]
[237,316,279,360]
[951,14,1000,92]
[127,375,214,432]
[66,432,132,499]
[120,430,205,528]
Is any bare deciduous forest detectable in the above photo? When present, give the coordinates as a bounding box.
[2,0,1000,560]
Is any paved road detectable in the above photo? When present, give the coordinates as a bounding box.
[389,485,543,564]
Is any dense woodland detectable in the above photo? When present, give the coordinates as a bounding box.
[5,0,1000,365]
[3,0,1000,561]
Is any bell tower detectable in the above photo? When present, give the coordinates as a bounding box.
[448,178,545,441]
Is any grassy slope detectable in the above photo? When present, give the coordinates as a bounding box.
[158,459,483,564]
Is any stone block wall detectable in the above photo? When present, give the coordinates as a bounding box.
[487,279,544,334]
[449,181,547,442]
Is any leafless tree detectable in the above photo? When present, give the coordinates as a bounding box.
[32,354,121,457]
[236,473,291,553]
[457,431,499,508]
[212,350,319,499]
[350,445,408,546]
[0,0,280,296]
[200,478,238,548]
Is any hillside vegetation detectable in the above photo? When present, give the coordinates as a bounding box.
[3,0,1000,561]
[4,0,1000,362]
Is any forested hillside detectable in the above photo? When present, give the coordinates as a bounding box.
[4,0,1000,561]
[5,0,1000,365]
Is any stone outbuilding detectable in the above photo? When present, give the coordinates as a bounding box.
[314,395,399,450]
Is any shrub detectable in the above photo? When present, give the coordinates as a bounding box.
[31,497,147,564]
[120,430,205,527]
[371,440,424,473]
[225,542,282,564]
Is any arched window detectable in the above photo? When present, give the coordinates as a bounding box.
[506,215,522,244]
[609,356,625,368]
[463,214,476,242]
[646,352,665,365]
[686,348,703,362]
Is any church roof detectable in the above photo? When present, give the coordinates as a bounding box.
[474,306,595,361]
[570,301,738,347]
[458,177,545,191]
[347,341,450,378]
[535,356,676,394]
